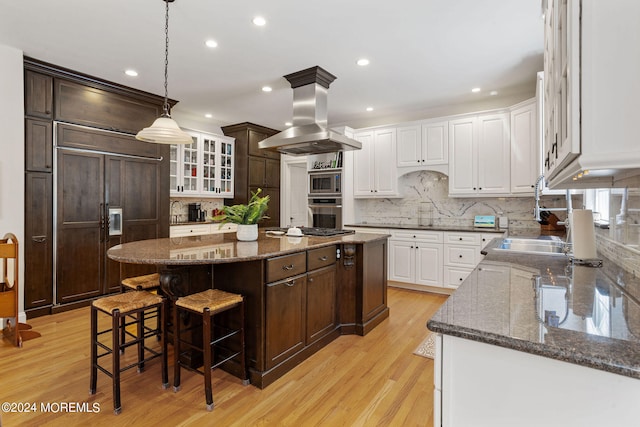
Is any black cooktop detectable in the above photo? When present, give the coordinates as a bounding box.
[267,227,355,237]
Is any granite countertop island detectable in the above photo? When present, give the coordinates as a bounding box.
[428,237,640,379]
[108,230,389,265]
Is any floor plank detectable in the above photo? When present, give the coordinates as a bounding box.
[0,287,447,426]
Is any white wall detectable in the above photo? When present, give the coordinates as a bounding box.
[0,44,25,322]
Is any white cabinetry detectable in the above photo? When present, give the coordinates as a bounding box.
[396,121,448,168]
[435,334,639,427]
[510,99,538,194]
[389,230,443,288]
[169,222,237,238]
[448,113,510,197]
[543,0,640,188]
[170,130,234,198]
[353,128,399,198]
[443,232,482,289]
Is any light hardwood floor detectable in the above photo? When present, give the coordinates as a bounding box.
[0,287,447,426]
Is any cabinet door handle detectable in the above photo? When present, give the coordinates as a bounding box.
[285,279,295,287]
[32,236,46,243]
[282,264,294,271]
[319,256,328,261]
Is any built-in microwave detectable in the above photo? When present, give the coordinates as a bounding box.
[309,171,341,196]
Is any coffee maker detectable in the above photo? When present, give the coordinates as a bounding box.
[188,203,202,222]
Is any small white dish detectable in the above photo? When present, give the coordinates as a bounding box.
[266,230,285,236]
[286,227,303,237]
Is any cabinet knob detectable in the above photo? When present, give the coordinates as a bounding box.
[459,237,463,241]
[473,187,477,190]
[411,246,414,249]
[417,160,420,163]
[479,187,482,190]
[459,254,463,258]
[459,277,463,281]
[308,277,314,283]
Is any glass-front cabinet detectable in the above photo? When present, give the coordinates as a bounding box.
[170,130,235,198]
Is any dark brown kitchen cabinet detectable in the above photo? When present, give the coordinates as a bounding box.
[265,273,307,370]
[23,58,169,315]
[306,264,337,344]
[24,172,53,311]
[24,70,53,119]
[25,118,53,172]
[54,78,162,135]
[222,122,281,227]
[248,128,280,160]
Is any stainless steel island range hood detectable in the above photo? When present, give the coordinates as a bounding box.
[259,66,361,156]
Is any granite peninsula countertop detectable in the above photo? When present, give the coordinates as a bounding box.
[345,222,507,234]
[107,231,389,266]
[428,238,640,379]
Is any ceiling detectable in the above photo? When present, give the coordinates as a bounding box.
[0,0,544,132]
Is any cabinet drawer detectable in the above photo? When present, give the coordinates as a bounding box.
[444,266,473,288]
[444,232,482,246]
[170,224,210,237]
[266,252,307,283]
[307,246,336,271]
[444,244,480,268]
[392,230,443,243]
[210,223,238,234]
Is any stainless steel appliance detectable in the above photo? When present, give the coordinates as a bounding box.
[108,208,123,236]
[309,170,341,196]
[258,66,362,155]
[308,197,342,229]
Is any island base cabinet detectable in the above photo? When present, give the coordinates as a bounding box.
[437,335,639,427]
[306,264,337,344]
[265,273,307,370]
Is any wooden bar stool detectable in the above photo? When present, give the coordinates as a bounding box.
[90,291,168,415]
[172,289,248,411]
[120,273,161,348]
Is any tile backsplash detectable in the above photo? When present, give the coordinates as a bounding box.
[170,197,224,223]
[354,171,568,230]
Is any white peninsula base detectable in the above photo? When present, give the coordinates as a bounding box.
[434,334,638,427]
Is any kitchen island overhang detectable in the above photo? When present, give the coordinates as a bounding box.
[108,231,390,388]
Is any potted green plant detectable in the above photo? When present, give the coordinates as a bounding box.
[212,188,269,241]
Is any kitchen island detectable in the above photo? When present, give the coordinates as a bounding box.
[428,238,640,426]
[107,230,389,388]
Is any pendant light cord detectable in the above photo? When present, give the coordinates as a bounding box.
[162,0,170,117]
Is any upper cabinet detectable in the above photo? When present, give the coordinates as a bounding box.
[396,120,448,169]
[170,130,235,198]
[542,0,640,188]
[510,99,538,194]
[448,113,510,197]
[353,128,399,198]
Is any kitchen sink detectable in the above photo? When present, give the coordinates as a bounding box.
[496,237,569,256]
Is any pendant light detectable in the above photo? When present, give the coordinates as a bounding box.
[136,0,192,144]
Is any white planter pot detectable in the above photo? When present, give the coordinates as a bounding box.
[236,224,258,241]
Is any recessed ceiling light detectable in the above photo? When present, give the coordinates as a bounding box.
[472,87,481,93]
[205,113,213,118]
[285,122,292,127]
[124,69,138,77]
[366,107,374,112]
[356,58,370,66]
[490,90,498,96]
[262,86,272,92]
[205,39,218,48]
[253,16,266,26]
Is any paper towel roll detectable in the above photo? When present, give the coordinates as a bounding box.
[571,209,597,260]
